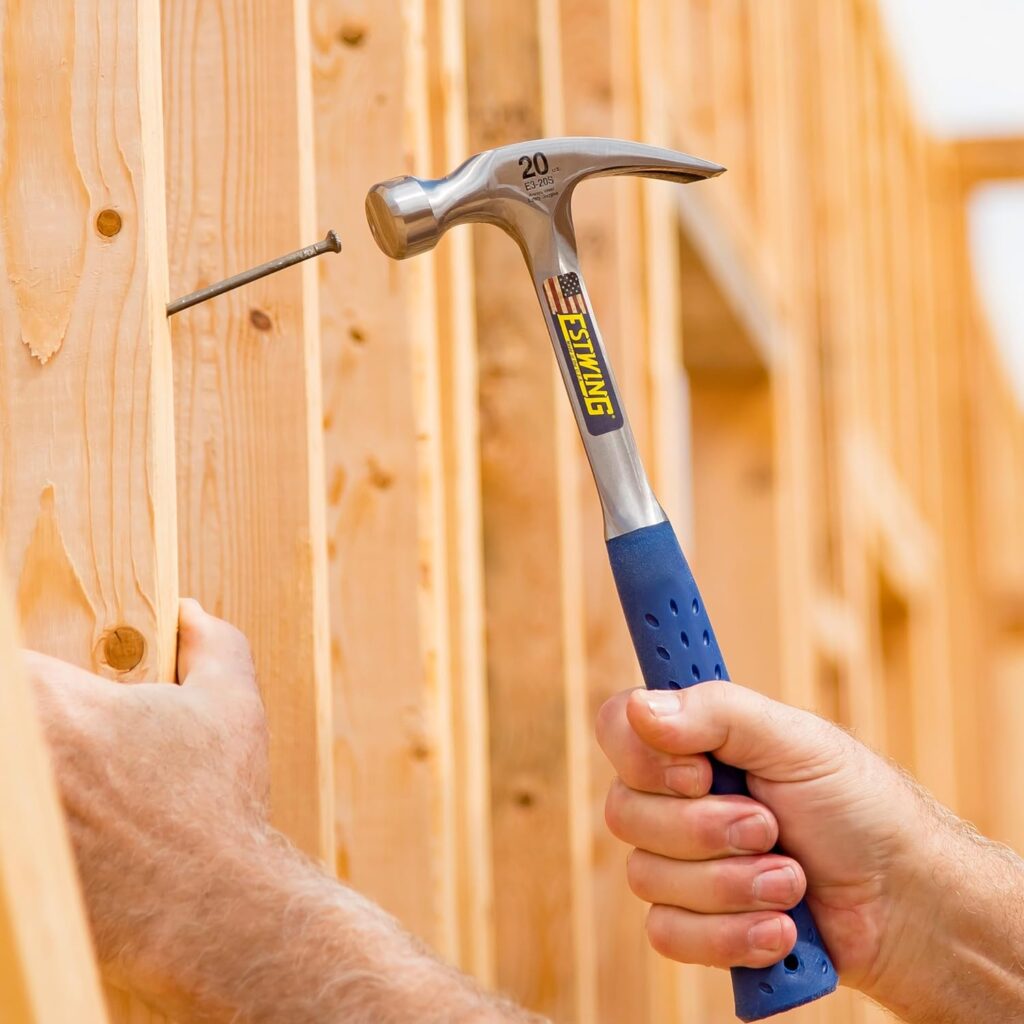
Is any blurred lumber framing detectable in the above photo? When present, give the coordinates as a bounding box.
[1,1,1023,1022]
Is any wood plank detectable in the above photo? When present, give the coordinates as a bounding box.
[464,1,596,1018]
[0,585,109,1023]
[162,0,334,864]
[424,0,495,984]
[0,5,178,1020]
[634,2,713,1019]
[956,135,1024,186]
[0,0,178,682]
[310,0,458,959]
[558,1,659,1021]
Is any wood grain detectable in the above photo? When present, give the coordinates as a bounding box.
[0,0,178,682]
[465,0,595,1019]
[558,1,662,1021]
[0,585,109,1022]
[424,0,496,983]
[311,0,458,959]
[161,0,334,864]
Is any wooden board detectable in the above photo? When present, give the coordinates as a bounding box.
[311,0,458,960]
[162,0,334,864]
[424,0,495,983]
[0,0,178,682]
[464,1,596,1019]
[0,4,178,1020]
[558,1,660,1021]
[956,135,1024,186]
[0,586,109,1023]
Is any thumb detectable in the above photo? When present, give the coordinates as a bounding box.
[177,598,258,695]
[625,681,846,782]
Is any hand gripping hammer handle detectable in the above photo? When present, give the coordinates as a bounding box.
[366,137,837,1021]
[535,258,837,1023]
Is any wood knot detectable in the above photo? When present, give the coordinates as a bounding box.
[512,788,536,809]
[348,325,366,344]
[102,626,146,672]
[366,458,394,490]
[337,22,366,46]
[96,209,122,237]
[249,308,273,332]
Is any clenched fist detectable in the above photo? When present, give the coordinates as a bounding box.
[596,682,1024,1024]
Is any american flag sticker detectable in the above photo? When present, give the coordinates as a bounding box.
[543,273,624,436]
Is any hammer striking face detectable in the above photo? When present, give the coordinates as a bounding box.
[366,138,837,1022]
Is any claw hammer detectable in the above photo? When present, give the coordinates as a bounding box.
[365,137,837,1022]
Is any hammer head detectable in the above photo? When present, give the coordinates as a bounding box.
[366,136,724,260]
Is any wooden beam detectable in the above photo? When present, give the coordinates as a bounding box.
[0,5,177,1020]
[0,586,109,1023]
[424,0,495,984]
[557,1,659,1021]
[162,0,334,864]
[956,136,1024,187]
[0,0,178,682]
[311,0,458,960]
[465,1,596,1019]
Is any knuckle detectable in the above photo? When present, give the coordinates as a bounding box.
[626,849,653,901]
[708,918,746,965]
[604,780,629,839]
[691,679,732,714]
[645,905,679,960]
[708,861,740,908]
[595,691,631,757]
[690,805,725,853]
[595,695,618,746]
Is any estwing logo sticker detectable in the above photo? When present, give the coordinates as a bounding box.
[543,273,624,437]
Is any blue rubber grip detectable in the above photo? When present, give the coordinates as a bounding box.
[607,521,837,1022]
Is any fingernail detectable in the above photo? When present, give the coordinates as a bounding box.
[641,692,681,717]
[753,866,798,904]
[748,918,784,951]
[665,764,700,796]
[728,814,771,853]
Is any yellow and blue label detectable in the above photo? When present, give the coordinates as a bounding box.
[543,273,623,436]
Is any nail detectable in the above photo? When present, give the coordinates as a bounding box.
[641,691,681,717]
[664,764,700,796]
[753,866,798,904]
[748,918,784,951]
[728,814,772,853]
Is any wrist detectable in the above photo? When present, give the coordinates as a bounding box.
[864,797,1024,1023]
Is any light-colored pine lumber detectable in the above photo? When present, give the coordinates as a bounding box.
[161,0,334,865]
[0,5,178,1020]
[0,585,109,1023]
[310,0,458,960]
[424,0,495,983]
[956,135,1024,186]
[557,1,660,1021]
[0,0,178,682]
[464,1,596,1019]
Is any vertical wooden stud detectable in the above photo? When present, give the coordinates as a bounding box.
[0,0,178,681]
[0,3,178,1020]
[0,586,109,1023]
[465,0,596,1018]
[424,0,496,983]
[311,0,458,959]
[162,0,335,864]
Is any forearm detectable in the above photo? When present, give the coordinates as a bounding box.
[120,829,544,1024]
[869,799,1024,1024]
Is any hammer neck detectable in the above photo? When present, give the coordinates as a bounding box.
[528,243,666,539]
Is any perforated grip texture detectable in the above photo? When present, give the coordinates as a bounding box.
[607,522,837,1021]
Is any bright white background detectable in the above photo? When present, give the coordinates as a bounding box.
[878,0,1024,404]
